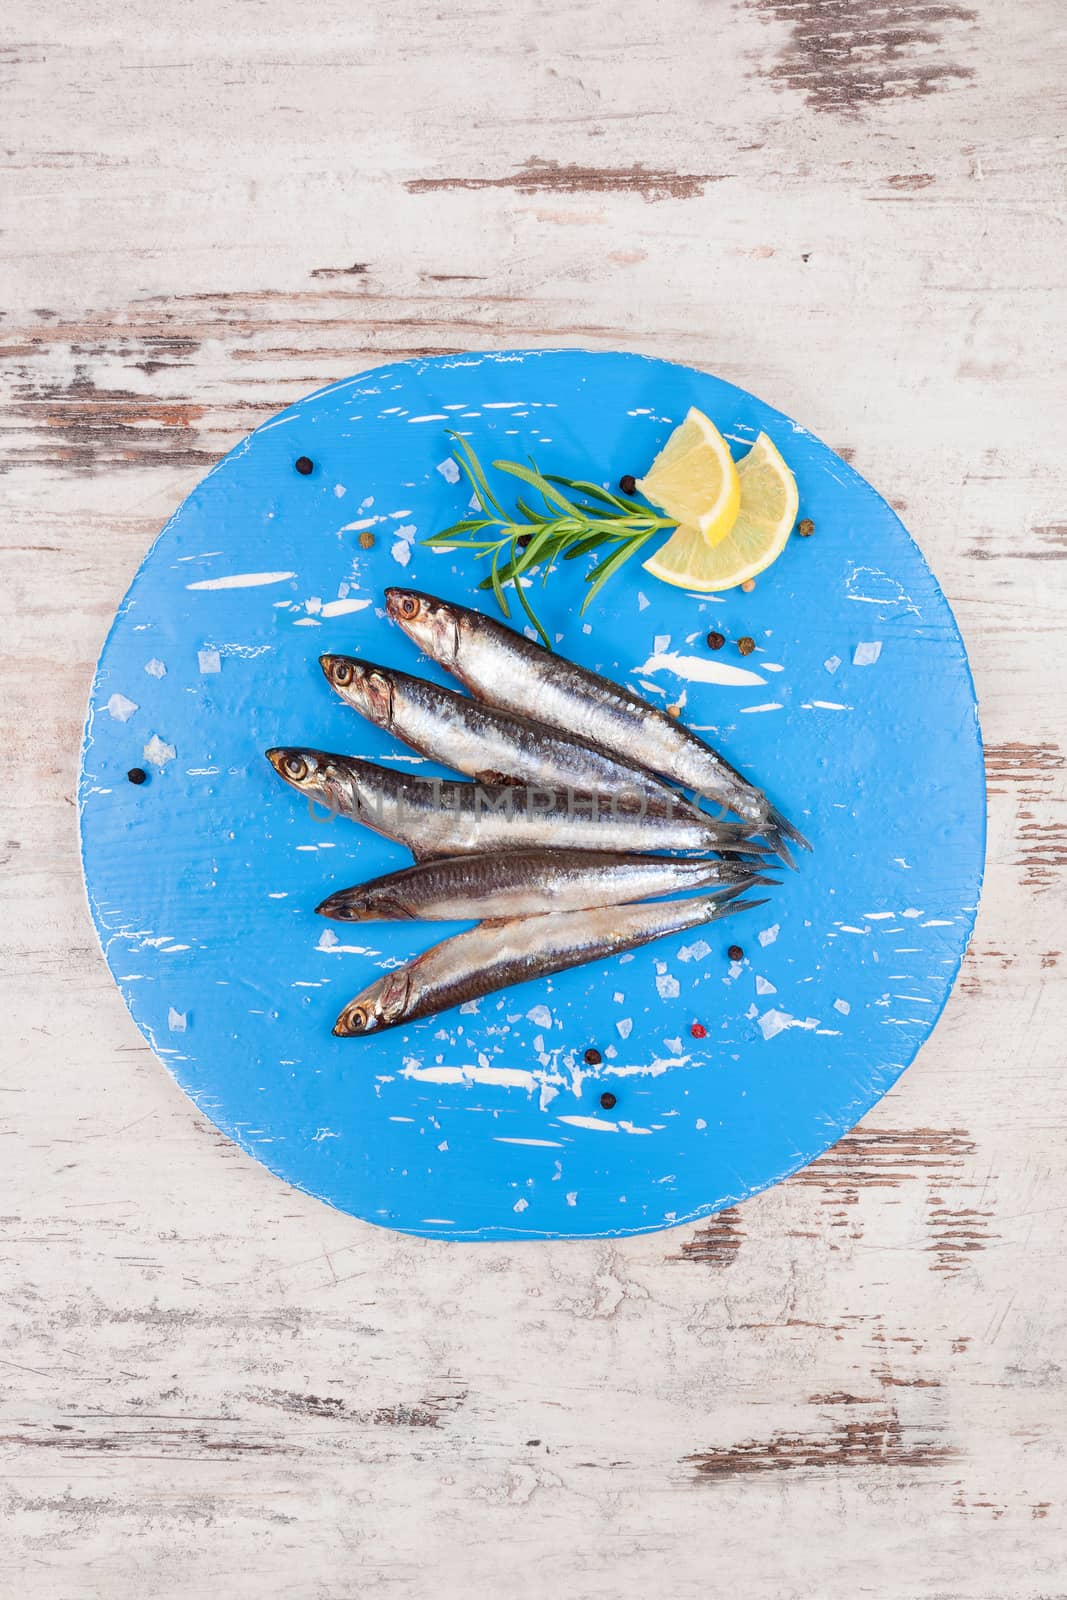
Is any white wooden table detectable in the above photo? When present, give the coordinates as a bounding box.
[4,1,1065,1593]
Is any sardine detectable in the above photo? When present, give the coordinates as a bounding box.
[384,587,810,857]
[316,847,775,922]
[265,748,770,859]
[319,652,683,812]
[333,890,767,1035]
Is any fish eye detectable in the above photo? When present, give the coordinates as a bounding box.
[347,1005,368,1031]
[333,660,353,686]
[284,754,309,781]
[398,594,420,619]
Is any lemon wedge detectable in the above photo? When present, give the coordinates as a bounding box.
[641,431,799,593]
[635,407,741,548]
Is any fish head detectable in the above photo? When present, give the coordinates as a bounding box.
[333,968,413,1036]
[266,746,347,810]
[319,654,394,725]
[385,587,460,668]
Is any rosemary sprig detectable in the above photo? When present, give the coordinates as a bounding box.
[423,432,676,648]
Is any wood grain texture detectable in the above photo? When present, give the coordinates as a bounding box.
[2,0,1065,1594]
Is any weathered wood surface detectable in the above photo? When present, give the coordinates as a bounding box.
[3,0,1065,1594]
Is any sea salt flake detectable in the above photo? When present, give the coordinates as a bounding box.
[757,923,780,947]
[656,972,680,1000]
[107,693,138,722]
[616,1018,633,1040]
[391,539,411,567]
[526,1004,552,1029]
[824,655,841,674]
[755,975,777,995]
[834,998,851,1015]
[758,1009,792,1041]
[436,457,461,484]
[198,649,221,674]
[637,592,650,611]
[167,1008,187,1033]
[143,735,175,769]
[513,1198,528,1213]
[853,641,883,667]
[144,659,166,679]
[678,939,712,963]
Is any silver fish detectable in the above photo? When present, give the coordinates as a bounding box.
[385,587,810,858]
[333,890,767,1035]
[319,652,682,812]
[316,847,775,921]
[265,748,770,860]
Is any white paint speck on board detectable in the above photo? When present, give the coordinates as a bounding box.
[143,735,176,769]
[144,658,166,679]
[391,540,411,567]
[107,693,138,722]
[636,649,765,688]
[187,571,295,590]
[319,598,373,618]
[902,907,924,918]
[167,1008,187,1032]
[334,484,346,498]
[198,649,221,674]
[565,1192,578,1206]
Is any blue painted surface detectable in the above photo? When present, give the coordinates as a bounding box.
[79,350,985,1240]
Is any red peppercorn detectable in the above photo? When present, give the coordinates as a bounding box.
[690,1022,707,1039]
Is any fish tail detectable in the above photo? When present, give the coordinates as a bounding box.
[708,894,770,919]
[767,805,812,855]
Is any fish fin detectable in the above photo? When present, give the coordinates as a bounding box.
[409,842,452,863]
[475,769,522,786]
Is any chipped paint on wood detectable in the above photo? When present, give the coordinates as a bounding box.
[685,1404,959,1477]
[406,159,728,202]
[747,0,978,114]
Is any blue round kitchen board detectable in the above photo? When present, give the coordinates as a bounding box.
[79,349,985,1240]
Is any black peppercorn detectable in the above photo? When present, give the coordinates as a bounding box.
[584,1047,602,1065]
[618,474,636,495]
[599,1091,617,1110]
[517,533,532,549]
[295,456,314,476]
[127,767,147,786]
[728,944,744,962]
[706,630,725,650]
